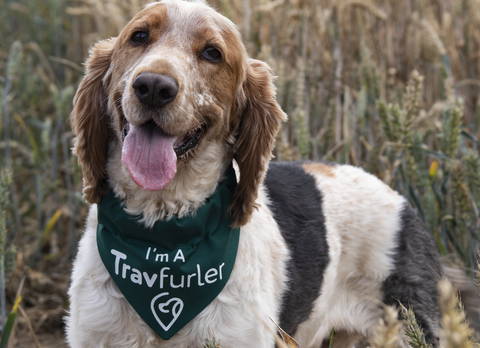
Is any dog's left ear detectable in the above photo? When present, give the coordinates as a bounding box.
[231,58,287,227]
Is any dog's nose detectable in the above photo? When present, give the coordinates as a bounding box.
[132,72,178,108]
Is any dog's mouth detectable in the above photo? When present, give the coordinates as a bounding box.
[173,123,207,158]
[121,120,207,190]
[122,121,207,158]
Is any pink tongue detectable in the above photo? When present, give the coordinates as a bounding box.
[121,124,177,190]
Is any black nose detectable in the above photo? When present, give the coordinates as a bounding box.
[132,72,179,108]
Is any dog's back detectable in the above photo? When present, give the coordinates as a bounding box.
[265,161,442,346]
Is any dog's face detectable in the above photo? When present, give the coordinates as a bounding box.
[71,0,286,226]
[112,1,246,191]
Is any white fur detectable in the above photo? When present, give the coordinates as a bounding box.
[295,164,406,346]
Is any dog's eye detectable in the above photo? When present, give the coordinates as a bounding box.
[130,30,149,45]
[201,46,222,63]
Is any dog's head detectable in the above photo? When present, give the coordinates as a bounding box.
[71,0,286,226]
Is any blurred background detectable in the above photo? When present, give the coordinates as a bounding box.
[0,0,479,346]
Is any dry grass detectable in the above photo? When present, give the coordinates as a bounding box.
[438,279,478,348]
[370,306,405,348]
[0,0,479,346]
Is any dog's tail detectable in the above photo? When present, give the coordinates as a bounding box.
[442,262,480,335]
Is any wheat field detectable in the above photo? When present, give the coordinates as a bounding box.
[0,0,479,346]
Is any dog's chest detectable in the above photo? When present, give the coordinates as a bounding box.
[69,199,289,348]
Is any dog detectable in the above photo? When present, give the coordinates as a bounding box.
[66,1,444,347]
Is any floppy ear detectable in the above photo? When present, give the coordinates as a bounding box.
[71,38,115,204]
[231,59,287,227]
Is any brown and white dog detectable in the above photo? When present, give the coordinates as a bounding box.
[66,1,444,347]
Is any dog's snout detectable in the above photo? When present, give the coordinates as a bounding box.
[133,72,178,108]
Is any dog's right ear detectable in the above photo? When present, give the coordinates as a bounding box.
[71,38,115,204]
[230,59,287,227]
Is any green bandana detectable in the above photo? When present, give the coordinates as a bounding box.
[96,166,240,340]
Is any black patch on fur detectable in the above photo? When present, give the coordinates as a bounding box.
[264,162,329,336]
[382,205,442,347]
